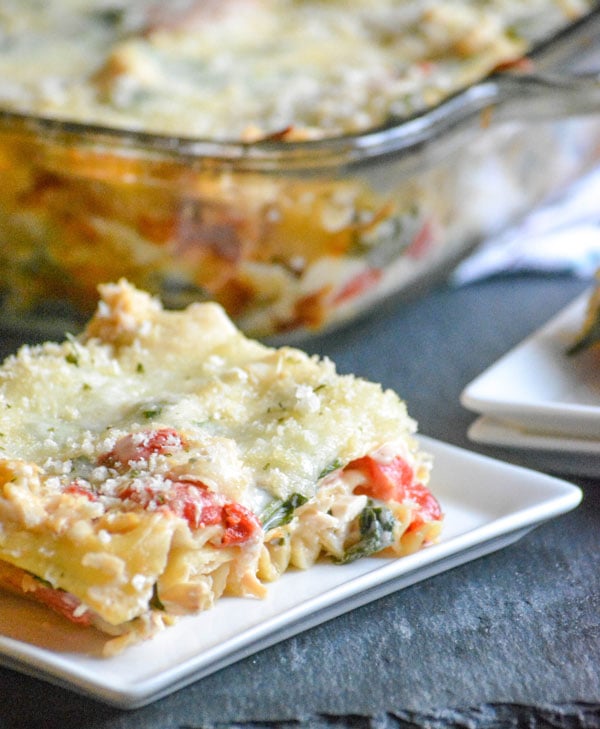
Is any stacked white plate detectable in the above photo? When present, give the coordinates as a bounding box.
[461,290,600,477]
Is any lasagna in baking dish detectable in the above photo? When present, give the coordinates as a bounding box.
[0,0,596,340]
[0,0,594,140]
[0,281,442,654]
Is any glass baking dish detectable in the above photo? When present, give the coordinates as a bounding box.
[1,7,600,341]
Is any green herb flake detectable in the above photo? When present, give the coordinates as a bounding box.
[142,404,163,420]
[64,333,82,366]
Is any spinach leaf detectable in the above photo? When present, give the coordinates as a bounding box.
[150,584,165,611]
[334,502,396,564]
[567,313,600,355]
[261,493,308,532]
[318,458,343,479]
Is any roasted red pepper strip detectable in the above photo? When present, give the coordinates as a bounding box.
[98,428,186,469]
[32,584,94,626]
[64,480,98,501]
[222,502,261,545]
[347,454,441,530]
[332,269,382,306]
[118,475,261,545]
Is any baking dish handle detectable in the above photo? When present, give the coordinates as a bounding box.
[488,71,600,120]
[357,70,600,160]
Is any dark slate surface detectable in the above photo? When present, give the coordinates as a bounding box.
[0,274,598,729]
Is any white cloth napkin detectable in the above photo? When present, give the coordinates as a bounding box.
[451,164,600,285]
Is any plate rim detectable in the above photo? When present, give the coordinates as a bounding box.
[468,414,600,453]
[460,290,600,434]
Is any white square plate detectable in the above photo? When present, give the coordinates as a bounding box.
[468,415,600,478]
[0,436,581,709]
[460,291,600,438]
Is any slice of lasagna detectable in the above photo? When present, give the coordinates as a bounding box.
[0,280,442,654]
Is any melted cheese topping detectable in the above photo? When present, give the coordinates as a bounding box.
[0,282,419,504]
[0,0,593,140]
